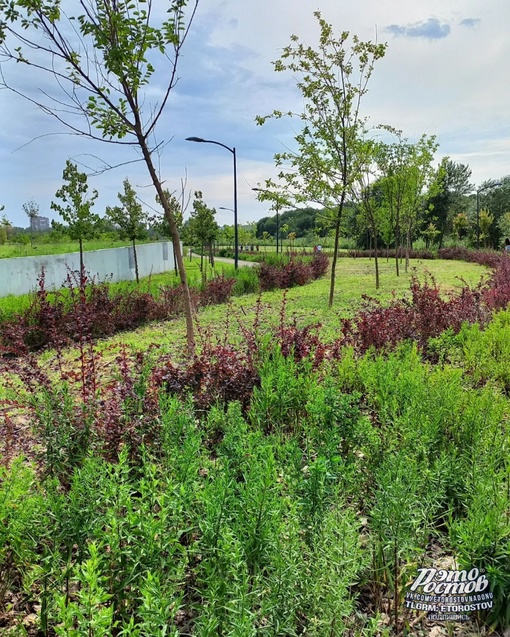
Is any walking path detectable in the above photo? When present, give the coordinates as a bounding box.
[191,253,258,268]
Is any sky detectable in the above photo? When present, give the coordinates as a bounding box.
[1,0,510,229]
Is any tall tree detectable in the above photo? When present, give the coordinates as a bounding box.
[0,0,199,352]
[51,160,101,275]
[474,176,510,248]
[377,131,438,273]
[424,159,473,248]
[256,12,386,307]
[106,178,147,283]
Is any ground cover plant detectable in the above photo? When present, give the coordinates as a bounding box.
[1,252,509,635]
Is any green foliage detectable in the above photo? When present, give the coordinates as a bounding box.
[50,161,101,262]
[257,11,386,306]
[0,459,46,611]
[106,178,147,242]
[250,345,316,432]
[231,265,259,296]
[423,158,473,248]
[185,191,219,251]
[479,208,494,247]
[3,264,510,633]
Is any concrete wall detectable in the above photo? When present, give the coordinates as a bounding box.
[0,241,177,297]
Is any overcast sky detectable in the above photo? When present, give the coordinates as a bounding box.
[1,0,509,228]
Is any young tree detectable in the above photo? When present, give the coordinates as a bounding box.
[351,140,385,288]
[1,213,12,243]
[0,0,199,352]
[377,131,438,274]
[153,188,185,275]
[188,192,218,270]
[51,160,101,274]
[421,222,440,249]
[22,199,40,246]
[280,223,289,251]
[106,178,147,283]
[398,136,438,271]
[256,12,386,307]
[479,209,494,248]
[452,212,469,243]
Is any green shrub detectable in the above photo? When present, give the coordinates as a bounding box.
[232,265,259,296]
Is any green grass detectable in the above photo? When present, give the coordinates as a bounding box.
[101,257,488,355]
[0,257,237,318]
[1,255,508,636]
[0,255,488,361]
[0,238,160,259]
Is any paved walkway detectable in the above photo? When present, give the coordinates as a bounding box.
[191,253,258,268]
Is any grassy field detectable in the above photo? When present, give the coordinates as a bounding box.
[0,238,162,259]
[98,256,488,355]
[0,257,221,318]
[0,255,488,357]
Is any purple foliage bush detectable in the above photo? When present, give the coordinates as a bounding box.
[257,253,329,291]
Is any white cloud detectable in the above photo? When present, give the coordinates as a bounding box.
[1,0,510,228]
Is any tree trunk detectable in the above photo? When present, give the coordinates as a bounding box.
[132,237,139,284]
[79,237,84,284]
[373,230,380,289]
[405,227,411,273]
[137,137,195,354]
[394,212,400,277]
[328,201,344,308]
[209,244,215,268]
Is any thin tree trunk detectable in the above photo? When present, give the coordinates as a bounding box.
[328,201,343,308]
[132,237,139,283]
[209,244,215,268]
[373,230,380,289]
[79,237,84,284]
[137,137,195,353]
[405,227,411,273]
[394,212,400,277]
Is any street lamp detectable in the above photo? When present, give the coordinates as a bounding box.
[476,181,502,249]
[252,187,280,254]
[186,136,238,269]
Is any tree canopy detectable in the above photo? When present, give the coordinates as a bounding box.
[0,0,200,351]
[256,11,386,306]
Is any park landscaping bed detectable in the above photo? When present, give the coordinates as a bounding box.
[0,253,509,636]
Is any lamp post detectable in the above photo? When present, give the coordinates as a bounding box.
[252,187,280,254]
[219,207,235,255]
[186,136,238,269]
[476,181,502,249]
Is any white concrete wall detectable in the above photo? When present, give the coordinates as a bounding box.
[0,241,177,297]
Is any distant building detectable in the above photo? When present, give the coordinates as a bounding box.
[31,216,50,231]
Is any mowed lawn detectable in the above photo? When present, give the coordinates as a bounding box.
[98,256,488,355]
[0,239,155,259]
